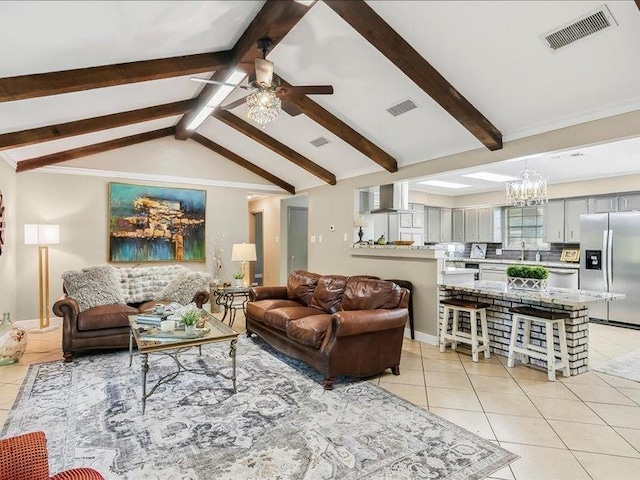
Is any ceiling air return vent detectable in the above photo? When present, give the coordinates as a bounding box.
[310,136,330,147]
[386,98,418,117]
[541,5,617,51]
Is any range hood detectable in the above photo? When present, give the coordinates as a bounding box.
[369,182,411,214]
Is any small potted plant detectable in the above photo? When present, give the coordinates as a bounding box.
[506,265,549,291]
[232,271,244,287]
[181,309,200,335]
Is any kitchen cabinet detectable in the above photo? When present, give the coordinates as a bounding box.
[543,200,565,243]
[588,196,618,213]
[411,204,424,228]
[453,209,465,242]
[619,194,640,212]
[464,208,479,242]
[426,208,441,243]
[564,198,587,243]
[478,207,502,243]
[440,208,452,242]
[399,213,412,228]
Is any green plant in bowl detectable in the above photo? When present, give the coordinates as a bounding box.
[232,271,244,280]
[181,310,200,326]
[506,265,549,280]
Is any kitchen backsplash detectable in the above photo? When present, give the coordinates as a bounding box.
[453,243,577,262]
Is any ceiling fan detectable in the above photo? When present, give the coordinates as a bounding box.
[190,38,333,126]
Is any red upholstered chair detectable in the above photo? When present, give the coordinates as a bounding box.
[0,431,104,480]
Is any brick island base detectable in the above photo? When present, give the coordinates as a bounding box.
[439,282,623,376]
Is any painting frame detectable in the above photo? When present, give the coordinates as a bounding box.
[108,182,206,263]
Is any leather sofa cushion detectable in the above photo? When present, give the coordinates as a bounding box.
[309,275,348,313]
[77,304,139,331]
[342,278,404,311]
[247,299,302,323]
[286,314,332,349]
[264,306,322,332]
[287,271,321,306]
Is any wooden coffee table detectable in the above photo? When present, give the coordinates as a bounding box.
[128,311,238,414]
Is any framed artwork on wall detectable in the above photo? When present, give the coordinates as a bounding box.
[108,182,206,262]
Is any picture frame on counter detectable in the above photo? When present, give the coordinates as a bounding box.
[560,248,580,262]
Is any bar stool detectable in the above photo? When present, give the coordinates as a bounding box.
[439,298,491,362]
[507,306,570,381]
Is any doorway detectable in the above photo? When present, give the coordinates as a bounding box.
[251,212,264,286]
[287,206,308,275]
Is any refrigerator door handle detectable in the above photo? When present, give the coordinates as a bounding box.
[607,229,613,288]
[602,230,608,289]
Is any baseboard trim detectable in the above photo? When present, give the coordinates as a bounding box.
[404,328,438,346]
[15,317,62,332]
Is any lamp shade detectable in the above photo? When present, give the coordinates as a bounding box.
[231,243,256,262]
[354,215,366,227]
[24,224,60,245]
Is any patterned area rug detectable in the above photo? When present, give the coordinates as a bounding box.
[594,348,640,383]
[2,336,516,479]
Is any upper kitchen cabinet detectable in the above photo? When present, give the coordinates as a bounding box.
[543,200,565,243]
[426,207,441,243]
[588,196,618,213]
[464,208,479,242]
[440,208,453,242]
[453,209,465,242]
[619,194,640,212]
[478,207,502,243]
[411,204,424,228]
[564,198,587,243]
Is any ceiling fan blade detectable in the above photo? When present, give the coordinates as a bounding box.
[281,100,304,117]
[255,58,274,86]
[276,85,334,97]
[221,97,248,111]
[190,78,251,90]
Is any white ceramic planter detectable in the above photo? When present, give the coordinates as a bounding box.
[507,277,548,291]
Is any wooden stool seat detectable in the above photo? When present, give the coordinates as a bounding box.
[507,306,570,381]
[439,298,490,362]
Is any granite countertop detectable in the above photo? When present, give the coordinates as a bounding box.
[440,280,624,307]
[448,258,580,269]
[352,244,444,250]
[442,267,479,275]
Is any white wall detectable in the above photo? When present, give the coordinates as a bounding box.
[0,159,17,318]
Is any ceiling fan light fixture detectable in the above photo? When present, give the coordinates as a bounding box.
[246,89,281,127]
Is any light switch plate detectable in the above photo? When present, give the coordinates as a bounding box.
[343,233,348,241]
[319,235,323,242]
[310,235,316,243]
[496,248,502,255]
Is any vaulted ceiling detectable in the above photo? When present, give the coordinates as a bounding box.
[2,1,640,194]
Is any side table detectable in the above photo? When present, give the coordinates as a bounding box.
[212,286,250,327]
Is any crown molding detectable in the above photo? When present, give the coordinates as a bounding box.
[31,165,287,193]
[1,151,17,169]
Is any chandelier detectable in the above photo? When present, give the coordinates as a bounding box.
[246,88,281,127]
[505,166,548,207]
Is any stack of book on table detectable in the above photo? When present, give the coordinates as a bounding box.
[136,313,169,327]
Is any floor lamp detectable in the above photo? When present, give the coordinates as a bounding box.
[231,243,256,287]
[24,224,59,332]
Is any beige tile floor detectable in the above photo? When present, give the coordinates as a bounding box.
[1,316,639,479]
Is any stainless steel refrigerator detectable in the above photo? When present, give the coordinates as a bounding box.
[580,212,640,327]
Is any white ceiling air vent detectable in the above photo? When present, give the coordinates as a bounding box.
[541,5,617,51]
[386,98,418,117]
[310,136,330,147]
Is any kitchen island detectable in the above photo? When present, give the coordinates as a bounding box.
[439,281,625,375]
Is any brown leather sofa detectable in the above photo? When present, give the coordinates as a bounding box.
[246,271,410,389]
[53,291,209,362]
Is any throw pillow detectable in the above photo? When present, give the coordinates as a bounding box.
[156,271,211,305]
[62,264,125,312]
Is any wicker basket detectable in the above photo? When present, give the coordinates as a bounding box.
[507,277,547,291]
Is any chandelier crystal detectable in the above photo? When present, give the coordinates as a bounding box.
[505,168,548,207]
[246,89,281,127]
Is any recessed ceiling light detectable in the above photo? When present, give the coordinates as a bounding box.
[463,172,518,182]
[418,180,471,189]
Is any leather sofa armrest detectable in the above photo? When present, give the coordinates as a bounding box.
[191,290,209,308]
[53,295,80,324]
[331,309,408,338]
[250,286,288,301]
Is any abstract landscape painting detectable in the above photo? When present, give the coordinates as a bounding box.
[109,182,206,262]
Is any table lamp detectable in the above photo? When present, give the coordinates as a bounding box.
[24,224,59,331]
[231,243,257,287]
[354,215,366,244]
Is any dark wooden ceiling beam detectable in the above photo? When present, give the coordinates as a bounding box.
[636,0,640,12]
[213,110,336,185]
[175,0,314,139]
[0,99,195,151]
[278,78,397,173]
[0,51,231,103]
[324,0,502,151]
[16,127,175,173]
[192,133,295,194]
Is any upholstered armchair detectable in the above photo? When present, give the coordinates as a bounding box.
[0,431,104,479]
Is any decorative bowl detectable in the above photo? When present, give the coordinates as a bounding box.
[392,240,414,246]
